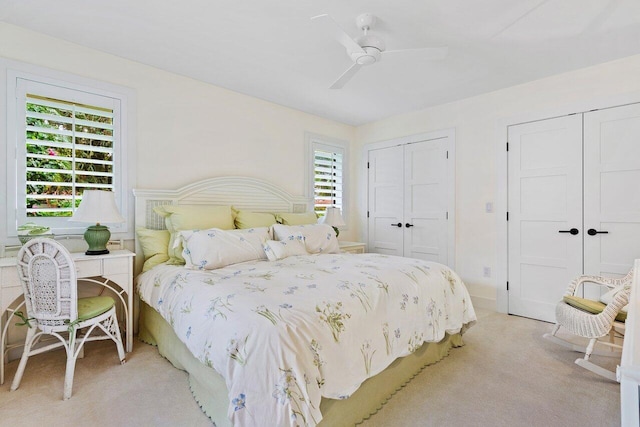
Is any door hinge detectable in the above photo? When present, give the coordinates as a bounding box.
[367,162,370,169]
[506,142,509,152]
[506,211,509,221]
[367,211,369,218]
[446,150,449,159]
[446,211,449,220]
[507,281,509,291]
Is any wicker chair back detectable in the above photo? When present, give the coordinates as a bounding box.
[16,238,78,330]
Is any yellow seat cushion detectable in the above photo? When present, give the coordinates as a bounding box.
[563,295,627,322]
[77,296,115,322]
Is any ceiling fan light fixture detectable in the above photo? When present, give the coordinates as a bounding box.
[352,47,381,65]
[356,34,385,52]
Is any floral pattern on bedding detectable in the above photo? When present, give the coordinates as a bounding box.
[137,253,476,427]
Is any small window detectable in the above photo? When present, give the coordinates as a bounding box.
[4,64,134,240]
[306,133,348,218]
[313,148,343,215]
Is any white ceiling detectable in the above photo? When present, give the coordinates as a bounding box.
[2,0,640,126]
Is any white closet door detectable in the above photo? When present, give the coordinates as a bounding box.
[584,103,640,297]
[508,115,583,322]
[367,145,404,255]
[403,139,449,263]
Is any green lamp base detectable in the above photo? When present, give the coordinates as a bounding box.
[84,224,111,255]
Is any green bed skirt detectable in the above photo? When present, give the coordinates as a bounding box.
[139,301,465,426]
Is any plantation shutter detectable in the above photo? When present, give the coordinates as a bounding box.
[313,148,343,216]
[24,94,115,217]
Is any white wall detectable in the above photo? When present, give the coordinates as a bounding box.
[355,54,640,309]
[0,23,357,245]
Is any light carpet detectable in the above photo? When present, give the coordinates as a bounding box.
[0,309,620,426]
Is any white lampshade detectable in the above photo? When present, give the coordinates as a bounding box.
[319,207,346,227]
[71,190,125,224]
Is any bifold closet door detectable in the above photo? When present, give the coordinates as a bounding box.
[583,103,640,297]
[368,145,404,256]
[507,115,583,322]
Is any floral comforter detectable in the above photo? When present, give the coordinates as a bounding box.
[137,253,476,426]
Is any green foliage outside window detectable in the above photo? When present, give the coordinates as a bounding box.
[25,98,114,217]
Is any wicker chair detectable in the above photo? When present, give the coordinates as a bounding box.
[10,238,125,400]
[543,269,633,381]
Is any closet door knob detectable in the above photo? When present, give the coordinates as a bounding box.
[587,228,609,236]
[558,228,579,235]
[405,223,414,228]
[391,223,402,228]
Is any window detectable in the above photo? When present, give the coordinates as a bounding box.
[306,133,348,218]
[23,93,115,218]
[3,63,134,240]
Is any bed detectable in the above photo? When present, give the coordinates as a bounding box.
[133,176,476,427]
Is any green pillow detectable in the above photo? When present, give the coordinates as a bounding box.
[154,204,234,231]
[563,295,627,322]
[77,296,115,321]
[275,212,318,226]
[136,228,170,272]
[235,210,277,229]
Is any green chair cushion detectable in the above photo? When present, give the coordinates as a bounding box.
[77,296,115,322]
[563,295,627,322]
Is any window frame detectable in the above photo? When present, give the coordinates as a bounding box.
[305,132,349,229]
[2,60,136,243]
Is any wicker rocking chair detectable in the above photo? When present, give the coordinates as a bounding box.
[10,238,126,400]
[543,269,633,382]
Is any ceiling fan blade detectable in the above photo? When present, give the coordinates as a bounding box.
[329,63,362,89]
[383,47,449,60]
[311,14,365,54]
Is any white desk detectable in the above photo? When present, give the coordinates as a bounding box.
[0,250,135,384]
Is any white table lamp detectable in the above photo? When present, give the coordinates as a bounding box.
[319,207,346,237]
[71,190,125,255]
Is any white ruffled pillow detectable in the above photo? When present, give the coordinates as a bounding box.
[179,227,269,270]
[599,284,629,313]
[263,235,308,261]
[272,223,340,254]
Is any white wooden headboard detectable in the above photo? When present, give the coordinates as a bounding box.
[133,176,312,231]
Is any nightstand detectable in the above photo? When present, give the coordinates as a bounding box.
[1,249,135,384]
[339,241,366,254]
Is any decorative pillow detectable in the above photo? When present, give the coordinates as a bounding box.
[136,228,170,272]
[153,204,235,264]
[275,212,318,226]
[234,210,278,229]
[179,227,269,270]
[272,223,340,254]
[599,285,629,313]
[263,235,308,261]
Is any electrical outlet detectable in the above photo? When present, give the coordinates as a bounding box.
[483,266,491,278]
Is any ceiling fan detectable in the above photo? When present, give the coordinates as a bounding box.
[311,13,448,89]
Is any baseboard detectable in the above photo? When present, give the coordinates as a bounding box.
[470,295,496,311]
